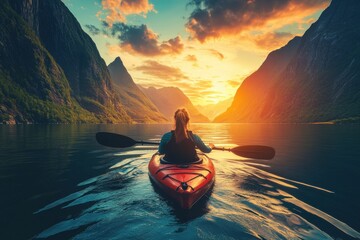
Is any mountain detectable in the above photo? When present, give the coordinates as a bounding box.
[215,0,360,123]
[0,0,131,123]
[108,57,167,123]
[141,86,210,122]
[214,37,301,122]
[196,97,233,121]
[0,0,93,123]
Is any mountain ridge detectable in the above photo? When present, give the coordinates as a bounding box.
[196,97,233,121]
[108,57,168,123]
[214,36,301,122]
[141,86,210,123]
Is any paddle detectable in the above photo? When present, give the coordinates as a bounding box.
[96,132,159,148]
[96,132,275,160]
[212,146,275,160]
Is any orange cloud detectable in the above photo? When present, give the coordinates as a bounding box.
[196,80,213,89]
[184,88,216,99]
[159,36,183,55]
[185,55,197,62]
[227,80,240,88]
[100,0,155,25]
[134,60,189,81]
[186,0,330,42]
[207,49,224,60]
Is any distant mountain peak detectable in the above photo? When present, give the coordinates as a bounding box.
[109,56,125,69]
[166,86,181,91]
[108,57,134,87]
[113,56,124,65]
[107,58,167,123]
[141,86,210,122]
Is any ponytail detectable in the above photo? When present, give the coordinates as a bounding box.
[174,108,190,143]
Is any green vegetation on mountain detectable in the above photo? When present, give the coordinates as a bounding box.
[0,1,95,123]
[0,0,131,123]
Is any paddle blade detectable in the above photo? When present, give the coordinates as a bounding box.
[231,145,275,160]
[95,132,137,148]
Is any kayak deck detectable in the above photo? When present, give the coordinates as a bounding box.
[148,152,215,209]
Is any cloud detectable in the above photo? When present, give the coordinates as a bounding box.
[109,23,184,56]
[185,55,197,62]
[184,48,224,61]
[85,24,101,35]
[196,80,213,89]
[185,88,221,102]
[227,80,240,88]
[134,60,189,81]
[180,80,214,101]
[99,0,155,25]
[253,32,295,50]
[186,0,330,42]
[207,49,224,60]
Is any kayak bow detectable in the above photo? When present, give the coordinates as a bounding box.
[148,152,215,209]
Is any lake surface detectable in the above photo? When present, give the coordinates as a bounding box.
[0,124,359,240]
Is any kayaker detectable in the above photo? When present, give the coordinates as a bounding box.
[158,108,215,163]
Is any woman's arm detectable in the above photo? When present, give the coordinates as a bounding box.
[193,134,213,153]
[158,132,172,154]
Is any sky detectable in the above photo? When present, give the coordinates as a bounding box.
[62,0,330,106]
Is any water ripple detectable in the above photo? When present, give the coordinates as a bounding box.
[33,146,360,239]
[1,124,354,239]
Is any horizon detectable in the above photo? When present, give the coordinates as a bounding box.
[62,0,330,106]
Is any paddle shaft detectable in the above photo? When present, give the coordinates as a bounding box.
[96,132,275,159]
[136,140,159,145]
[213,146,275,160]
[213,147,232,152]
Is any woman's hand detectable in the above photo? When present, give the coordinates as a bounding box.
[209,143,215,149]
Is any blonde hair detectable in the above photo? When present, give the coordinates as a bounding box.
[174,108,190,143]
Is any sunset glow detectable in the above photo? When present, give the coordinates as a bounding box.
[63,0,330,105]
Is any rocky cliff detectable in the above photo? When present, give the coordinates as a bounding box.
[0,0,89,123]
[9,0,39,35]
[108,57,167,123]
[215,0,360,123]
[1,0,131,123]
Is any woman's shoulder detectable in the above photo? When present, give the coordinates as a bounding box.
[162,131,173,138]
[188,131,200,139]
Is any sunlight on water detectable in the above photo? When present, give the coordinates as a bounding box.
[0,124,359,239]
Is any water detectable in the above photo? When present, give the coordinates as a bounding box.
[0,124,359,240]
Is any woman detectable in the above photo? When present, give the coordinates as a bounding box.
[158,108,215,163]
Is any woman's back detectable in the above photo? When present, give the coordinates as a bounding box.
[158,108,213,163]
[163,130,198,163]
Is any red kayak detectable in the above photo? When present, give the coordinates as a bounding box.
[148,152,215,209]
